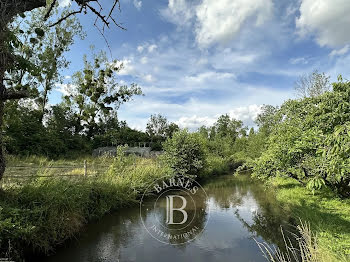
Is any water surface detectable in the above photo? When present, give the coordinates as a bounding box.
[37,174,294,262]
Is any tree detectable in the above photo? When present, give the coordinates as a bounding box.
[294,70,331,98]
[163,129,207,177]
[64,50,142,137]
[3,101,47,155]
[214,114,244,140]
[253,79,350,197]
[166,122,180,138]
[0,0,125,179]
[248,127,255,137]
[146,114,179,150]
[255,105,279,136]
[146,114,168,138]
[7,7,84,123]
[199,115,246,157]
[198,125,209,139]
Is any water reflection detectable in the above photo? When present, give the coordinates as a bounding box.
[35,174,294,262]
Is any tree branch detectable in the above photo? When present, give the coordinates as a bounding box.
[49,7,83,27]
[87,3,110,28]
[44,0,58,20]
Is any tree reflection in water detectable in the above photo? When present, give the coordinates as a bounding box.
[36,174,296,262]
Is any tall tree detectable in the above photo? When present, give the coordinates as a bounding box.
[294,70,331,98]
[255,105,279,136]
[146,114,169,138]
[7,7,84,123]
[214,114,243,140]
[64,50,142,137]
[0,0,124,179]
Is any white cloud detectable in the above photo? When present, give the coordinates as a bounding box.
[133,0,142,10]
[140,57,148,64]
[228,104,262,124]
[117,59,135,75]
[289,57,309,65]
[142,74,155,82]
[174,106,262,130]
[136,43,157,53]
[160,0,193,26]
[58,0,71,8]
[113,21,296,131]
[195,0,273,47]
[176,115,216,130]
[296,0,350,47]
[64,75,71,79]
[330,45,350,57]
[118,81,292,131]
[161,0,273,47]
[137,45,144,53]
[185,71,235,83]
[148,44,157,53]
[285,3,299,18]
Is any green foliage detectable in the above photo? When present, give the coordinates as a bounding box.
[3,8,146,158]
[215,114,245,138]
[0,156,170,259]
[201,155,232,177]
[252,79,350,197]
[4,102,90,157]
[146,114,179,150]
[198,114,247,158]
[269,177,350,261]
[64,50,142,137]
[306,177,326,194]
[162,129,207,178]
[255,105,279,136]
[7,7,84,121]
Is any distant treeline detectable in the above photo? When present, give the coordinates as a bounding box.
[4,103,179,157]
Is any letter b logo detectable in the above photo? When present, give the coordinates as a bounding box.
[165,195,188,225]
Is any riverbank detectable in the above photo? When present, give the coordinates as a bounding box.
[0,155,172,260]
[28,173,295,262]
[0,153,236,261]
[268,177,350,262]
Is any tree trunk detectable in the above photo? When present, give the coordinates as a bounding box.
[0,74,6,180]
[0,0,47,180]
[39,78,50,123]
[0,27,8,180]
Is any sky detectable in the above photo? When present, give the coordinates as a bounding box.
[52,0,350,130]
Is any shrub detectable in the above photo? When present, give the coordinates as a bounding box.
[252,80,350,197]
[202,155,229,177]
[162,129,207,178]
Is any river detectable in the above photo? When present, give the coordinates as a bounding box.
[36,174,295,262]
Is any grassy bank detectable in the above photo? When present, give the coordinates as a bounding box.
[0,155,172,260]
[0,150,234,260]
[267,177,350,262]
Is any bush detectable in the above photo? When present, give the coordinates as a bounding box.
[162,129,207,178]
[252,80,350,197]
[202,155,229,177]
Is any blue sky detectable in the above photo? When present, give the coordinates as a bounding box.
[53,0,350,130]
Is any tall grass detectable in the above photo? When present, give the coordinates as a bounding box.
[264,177,350,261]
[0,154,171,260]
[256,221,325,262]
[0,152,237,260]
